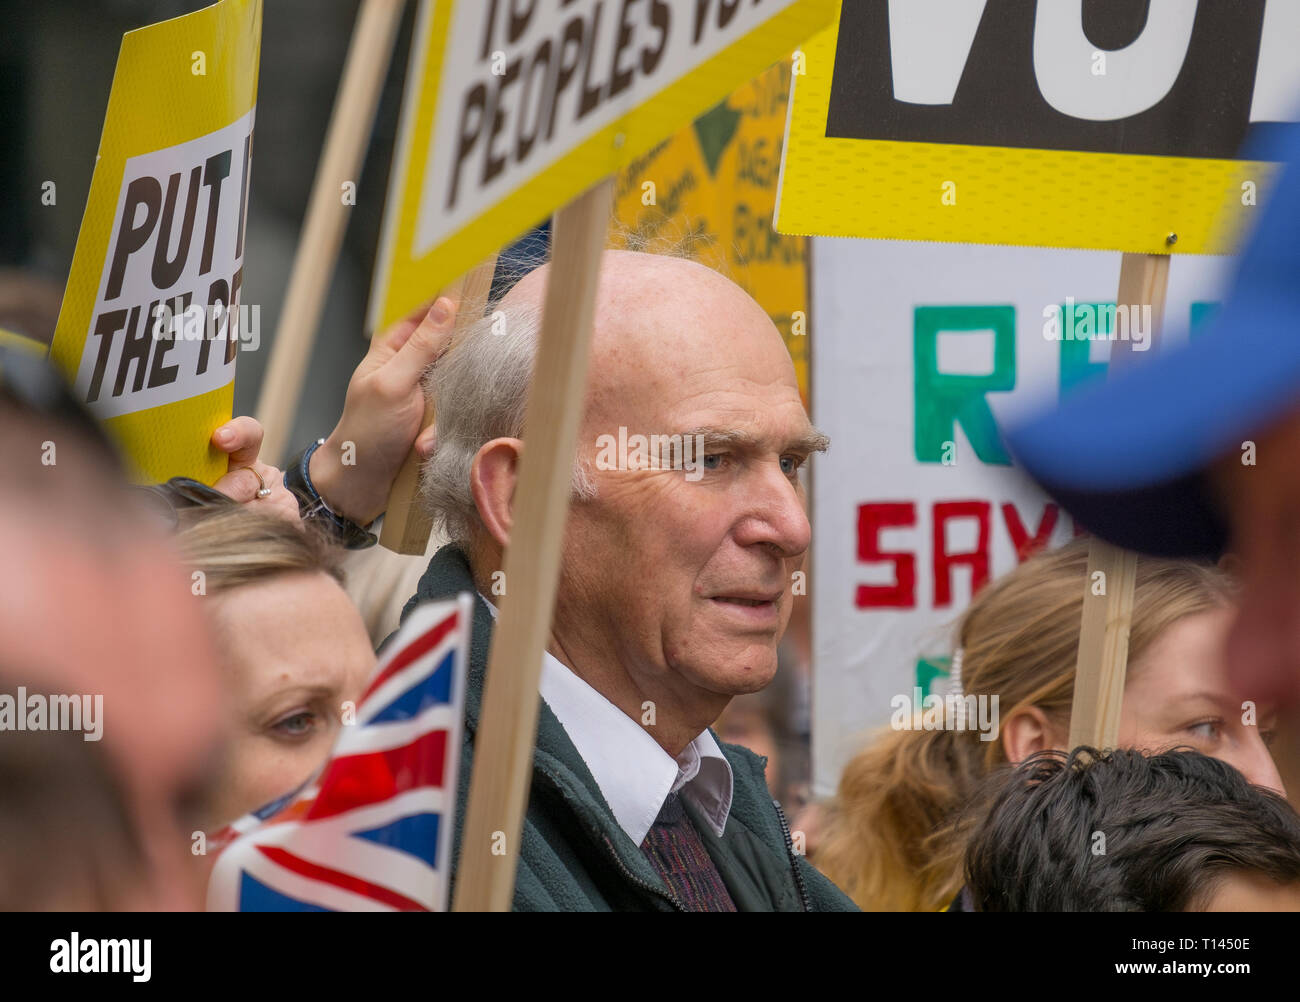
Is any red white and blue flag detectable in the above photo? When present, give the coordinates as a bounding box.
[207,594,472,912]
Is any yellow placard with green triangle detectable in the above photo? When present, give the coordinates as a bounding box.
[611,61,809,405]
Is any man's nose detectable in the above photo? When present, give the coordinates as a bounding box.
[733,461,811,558]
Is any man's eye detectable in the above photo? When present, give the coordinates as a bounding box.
[780,455,804,477]
[271,711,318,739]
[701,453,724,470]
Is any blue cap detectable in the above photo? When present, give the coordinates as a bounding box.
[1005,125,1300,558]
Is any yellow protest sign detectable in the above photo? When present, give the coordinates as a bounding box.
[611,61,808,403]
[776,2,1292,254]
[50,0,261,484]
[369,0,835,333]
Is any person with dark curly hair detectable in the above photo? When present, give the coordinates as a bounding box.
[963,747,1300,911]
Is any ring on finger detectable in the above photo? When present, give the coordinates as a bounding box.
[246,466,273,499]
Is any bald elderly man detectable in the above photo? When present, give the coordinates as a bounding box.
[301,250,854,911]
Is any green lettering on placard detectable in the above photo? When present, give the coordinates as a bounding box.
[914,306,1015,465]
[1058,301,1111,397]
[916,655,951,699]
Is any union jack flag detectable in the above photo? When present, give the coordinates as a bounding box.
[206,594,472,912]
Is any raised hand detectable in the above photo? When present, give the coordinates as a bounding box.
[307,297,458,525]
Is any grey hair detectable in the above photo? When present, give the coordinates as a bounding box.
[420,298,596,548]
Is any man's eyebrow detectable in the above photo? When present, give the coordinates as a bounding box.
[681,426,830,454]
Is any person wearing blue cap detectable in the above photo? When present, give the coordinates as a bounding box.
[1006,125,1300,712]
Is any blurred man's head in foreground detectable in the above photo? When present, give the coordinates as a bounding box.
[1006,126,1300,712]
[0,348,225,908]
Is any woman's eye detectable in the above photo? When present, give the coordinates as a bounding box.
[1187,720,1222,742]
[271,711,318,739]
[1261,728,1278,748]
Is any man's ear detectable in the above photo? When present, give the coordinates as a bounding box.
[470,438,523,549]
[1001,706,1067,765]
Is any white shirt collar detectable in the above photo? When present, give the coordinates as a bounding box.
[480,595,734,846]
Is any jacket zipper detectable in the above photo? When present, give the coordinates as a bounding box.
[601,835,689,913]
[533,760,687,911]
[773,799,811,912]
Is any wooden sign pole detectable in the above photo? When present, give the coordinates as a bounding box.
[452,178,612,911]
[1067,251,1170,751]
[254,0,405,464]
[378,257,497,554]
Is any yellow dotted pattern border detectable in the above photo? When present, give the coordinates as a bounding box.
[775,15,1276,255]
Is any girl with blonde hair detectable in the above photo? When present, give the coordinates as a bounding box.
[815,538,1282,911]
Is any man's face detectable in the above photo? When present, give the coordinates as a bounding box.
[548,254,823,714]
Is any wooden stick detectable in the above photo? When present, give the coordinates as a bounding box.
[254,0,405,464]
[1067,541,1138,750]
[378,257,497,554]
[1067,252,1170,750]
[452,179,611,912]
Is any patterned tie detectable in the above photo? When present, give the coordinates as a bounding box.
[638,790,737,912]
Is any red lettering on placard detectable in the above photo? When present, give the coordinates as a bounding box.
[1002,501,1059,562]
[933,500,991,607]
[855,502,917,608]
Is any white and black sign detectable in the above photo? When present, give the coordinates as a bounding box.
[826,0,1300,158]
[417,0,807,255]
[74,110,255,419]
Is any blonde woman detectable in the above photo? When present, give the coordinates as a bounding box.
[814,538,1283,911]
[172,506,377,831]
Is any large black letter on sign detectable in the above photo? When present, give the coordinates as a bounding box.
[198,150,232,277]
[152,166,203,291]
[86,310,127,403]
[106,178,162,301]
[825,0,1267,159]
[448,83,489,211]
